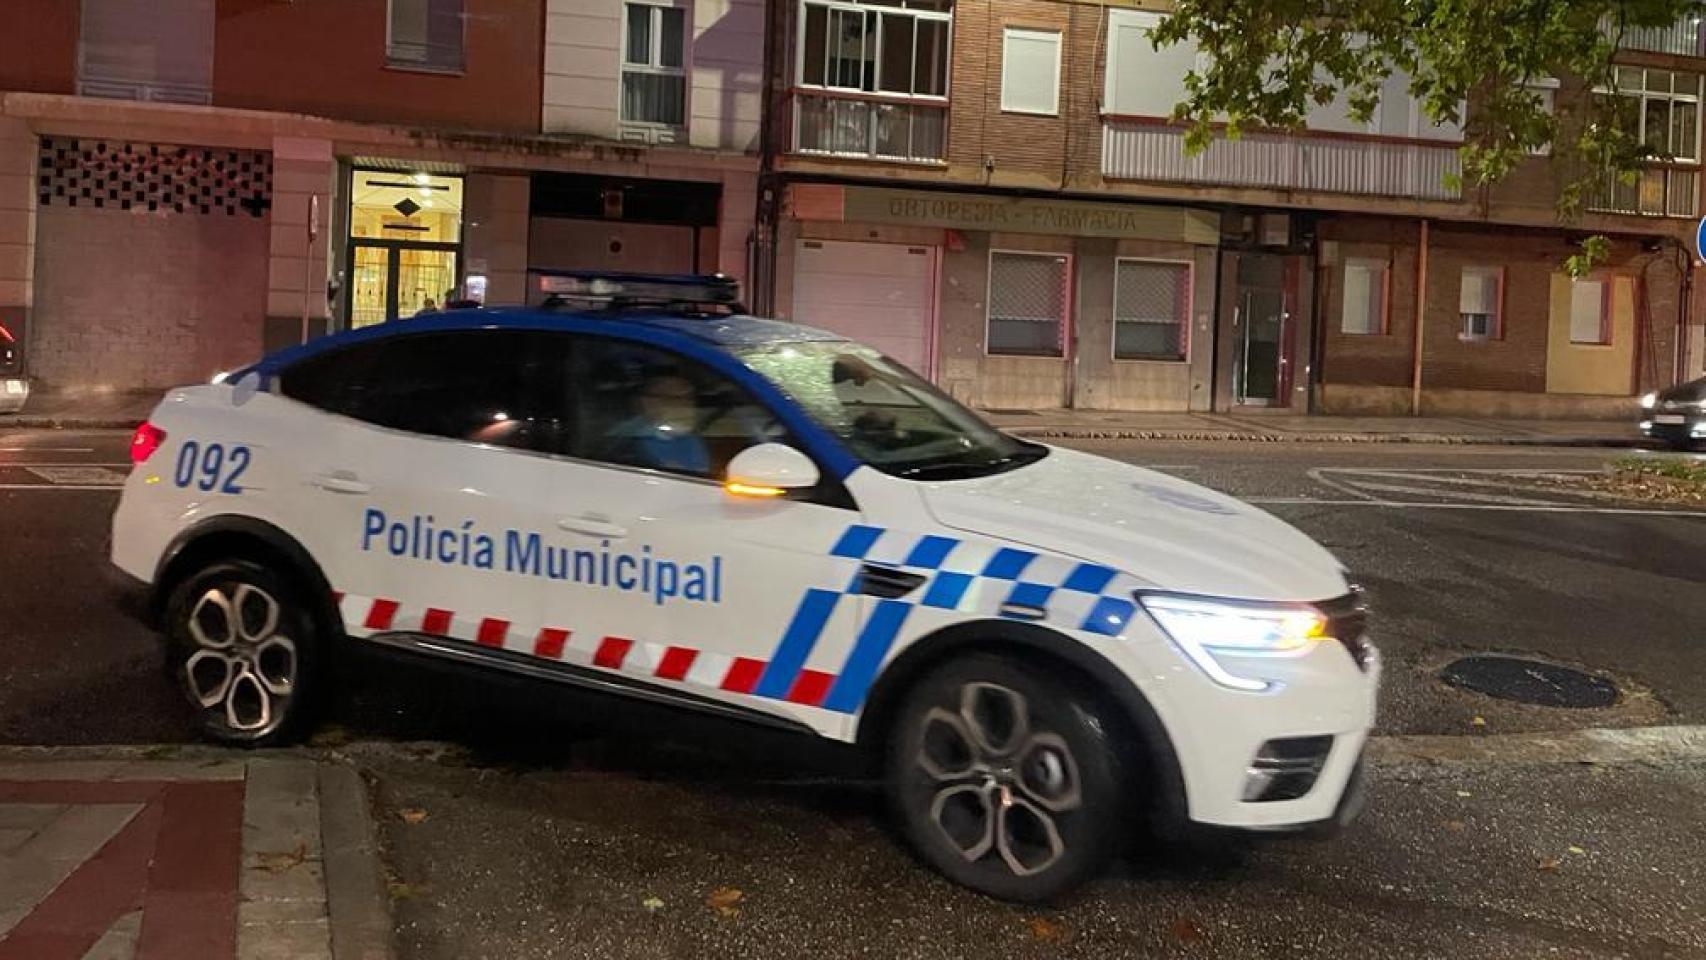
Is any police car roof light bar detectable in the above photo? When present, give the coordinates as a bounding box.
[536,271,746,315]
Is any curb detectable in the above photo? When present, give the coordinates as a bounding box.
[1367,724,1706,768]
[319,763,395,960]
[0,416,146,430]
[1003,428,1638,448]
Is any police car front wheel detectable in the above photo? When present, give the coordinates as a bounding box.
[887,654,1131,902]
[164,560,322,746]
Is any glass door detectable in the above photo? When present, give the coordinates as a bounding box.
[344,169,464,327]
[1235,255,1290,406]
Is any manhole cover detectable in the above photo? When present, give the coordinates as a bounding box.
[1440,655,1618,708]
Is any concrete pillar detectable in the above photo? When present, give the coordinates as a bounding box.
[463,173,530,307]
[265,136,334,351]
[718,170,757,293]
[0,116,37,359]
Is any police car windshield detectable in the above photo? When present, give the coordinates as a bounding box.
[738,342,1046,480]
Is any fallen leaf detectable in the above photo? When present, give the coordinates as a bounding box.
[397,808,429,825]
[1470,716,1487,727]
[1537,857,1562,872]
[1027,917,1068,942]
[1169,917,1205,945]
[388,880,426,901]
[252,843,307,874]
[706,886,744,918]
[641,896,665,911]
[1455,790,1473,798]
[1443,820,1466,832]
[1568,845,1587,856]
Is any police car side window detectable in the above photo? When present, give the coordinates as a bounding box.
[570,337,785,479]
[279,331,575,455]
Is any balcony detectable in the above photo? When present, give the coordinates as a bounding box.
[1611,15,1706,57]
[1101,120,1463,201]
[1586,164,1700,217]
[793,92,948,164]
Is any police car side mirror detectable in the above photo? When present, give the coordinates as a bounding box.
[724,442,820,498]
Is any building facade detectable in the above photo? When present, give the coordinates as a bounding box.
[0,0,1701,415]
[756,0,1706,415]
[0,0,763,396]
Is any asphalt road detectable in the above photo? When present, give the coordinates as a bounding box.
[4,430,1703,745]
[7,428,1706,958]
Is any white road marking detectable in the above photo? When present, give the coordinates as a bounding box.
[1306,466,1390,503]
[1249,497,1706,516]
[0,462,129,468]
[1317,479,1563,507]
[24,466,127,486]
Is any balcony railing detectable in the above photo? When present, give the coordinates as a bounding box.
[1101,119,1463,201]
[1609,14,1706,57]
[793,92,948,163]
[1586,165,1700,217]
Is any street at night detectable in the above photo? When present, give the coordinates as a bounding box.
[4,429,1703,958]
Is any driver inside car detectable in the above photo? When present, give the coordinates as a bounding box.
[612,371,712,474]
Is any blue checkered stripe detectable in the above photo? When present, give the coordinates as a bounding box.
[765,524,1139,716]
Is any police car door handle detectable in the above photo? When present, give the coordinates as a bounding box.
[558,514,629,539]
[311,471,371,495]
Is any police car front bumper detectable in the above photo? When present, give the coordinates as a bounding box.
[1640,410,1706,444]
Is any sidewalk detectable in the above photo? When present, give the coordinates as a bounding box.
[0,387,1641,447]
[983,408,1641,446]
[0,748,390,960]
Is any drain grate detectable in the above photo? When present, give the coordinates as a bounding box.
[1440,655,1619,709]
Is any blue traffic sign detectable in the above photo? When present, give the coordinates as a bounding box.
[1696,215,1706,262]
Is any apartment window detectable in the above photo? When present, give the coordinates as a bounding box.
[794,0,952,161]
[988,252,1069,357]
[1524,78,1560,155]
[1341,258,1389,335]
[1600,66,1701,161]
[1113,260,1190,361]
[78,0,214,104]
[1569,279,1611,345]
[388,0,465,73]
[1459,266,1503,340]
[623,2,689,126]
[1001,28,1061,116]
[799,0,949,96]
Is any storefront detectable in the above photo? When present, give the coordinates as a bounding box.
[524,172,723,302]
[775,183,1221,411]
[342,168,465,327]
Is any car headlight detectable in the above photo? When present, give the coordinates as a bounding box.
[1138,594,1329,693]
[1641,392,1658,409]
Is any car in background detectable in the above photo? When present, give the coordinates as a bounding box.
[1640,376,1706,450]
[0,322,26,414]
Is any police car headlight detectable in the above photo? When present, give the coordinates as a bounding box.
[1641,392,1657,409]
[1138,594,1328,693]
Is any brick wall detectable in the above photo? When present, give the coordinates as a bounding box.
[0,0,78,96]
[31,206,267,392]
[213,0,544,134]
[1319,216,1686,398]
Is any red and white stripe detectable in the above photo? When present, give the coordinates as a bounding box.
[333,592,826,704]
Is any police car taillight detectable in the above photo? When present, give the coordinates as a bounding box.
[130,422,167,465]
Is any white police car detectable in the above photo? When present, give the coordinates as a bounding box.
[111,273,1377,901]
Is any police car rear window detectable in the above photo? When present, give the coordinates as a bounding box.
[277,330,575,455]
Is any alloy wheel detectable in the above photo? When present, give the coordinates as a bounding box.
[915,682,1083,877]
[181,582,298,737]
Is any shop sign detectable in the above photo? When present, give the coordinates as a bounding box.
[841,187,1219,244]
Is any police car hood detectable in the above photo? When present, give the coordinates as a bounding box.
[918,446,1348,601]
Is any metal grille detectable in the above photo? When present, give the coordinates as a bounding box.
[795,94,947,162]
[1114,260,1189,361]
[987,252,1067,357]
[37,137,272,217]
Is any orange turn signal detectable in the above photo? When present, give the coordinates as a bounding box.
[724,481,787,498]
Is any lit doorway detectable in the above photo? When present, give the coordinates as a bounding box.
[345,170,463,327]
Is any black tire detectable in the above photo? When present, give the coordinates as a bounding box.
[884,653,1133,902]
[163,559,322,747]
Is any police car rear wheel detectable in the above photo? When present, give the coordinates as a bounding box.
[165,560,320,747]
[887,654,1128,902]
